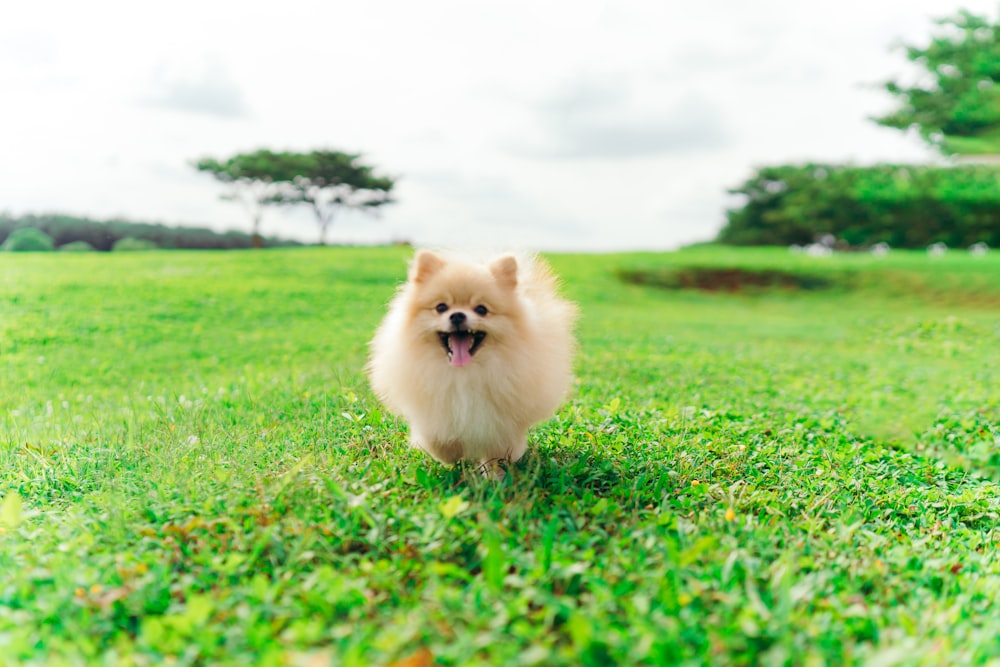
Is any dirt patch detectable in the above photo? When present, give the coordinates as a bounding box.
[618,266,834,292]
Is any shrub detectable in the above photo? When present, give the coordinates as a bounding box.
[1,227,55,252]
[719,163,1000,248]
[0,213,304,251]
[112,237,158,252]
[57,240,96,252]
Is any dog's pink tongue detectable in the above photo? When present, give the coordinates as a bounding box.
[449,335,473,367]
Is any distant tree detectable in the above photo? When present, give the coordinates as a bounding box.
[272,151,396,245]
[193,150,300,247]
[873,9,1000,155]
[2,227,54,252]
[719,163,1000,248]
[0,213,302,251]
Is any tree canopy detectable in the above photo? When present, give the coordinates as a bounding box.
[873,9,1000,155]
[274,151,395,245]
[194,150,302,247]
[718,163,1000,248]
[194,149,396,246]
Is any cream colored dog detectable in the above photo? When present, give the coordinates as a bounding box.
[368,250,576,472]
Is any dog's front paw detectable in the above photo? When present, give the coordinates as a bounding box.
[477,456,512,481]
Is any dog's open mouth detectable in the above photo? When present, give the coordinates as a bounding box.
[438,330,486,367]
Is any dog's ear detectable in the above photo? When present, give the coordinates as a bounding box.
[411,250,445,284]
[489,255,518,290]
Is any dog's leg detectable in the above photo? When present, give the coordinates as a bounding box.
[412,433,465,464]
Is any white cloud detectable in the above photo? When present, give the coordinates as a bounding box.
[141,56,248,118]
[521,76,730,158]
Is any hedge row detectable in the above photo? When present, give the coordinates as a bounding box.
[0,228,165,253]
[0,214,302,251]
[718,163,1000,248]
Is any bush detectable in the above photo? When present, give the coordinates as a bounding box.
[719,163,1000,248]
[1,227,54,252]
[0,213,304,251]
[112,237,158,252]
[57,240,96,252]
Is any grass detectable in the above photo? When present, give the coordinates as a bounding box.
[1,245,999,666]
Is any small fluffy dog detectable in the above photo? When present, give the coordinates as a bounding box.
[368,250,576,472]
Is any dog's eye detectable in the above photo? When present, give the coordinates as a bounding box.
[435,303,448,313]
[474,305,488,316]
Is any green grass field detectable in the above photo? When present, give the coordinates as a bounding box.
[2,246,999,666]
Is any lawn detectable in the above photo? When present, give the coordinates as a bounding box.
[1,246,998,666]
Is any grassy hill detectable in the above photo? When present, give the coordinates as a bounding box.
[1,246,998,665]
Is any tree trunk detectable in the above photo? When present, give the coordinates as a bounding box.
[252,213,262,249]
[316,204,333,246]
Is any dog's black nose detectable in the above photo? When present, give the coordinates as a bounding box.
[450,312,466,326]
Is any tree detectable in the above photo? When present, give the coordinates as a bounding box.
[274,151,395,245]
[718,163,1000,248]
[873,9,1000,156]
[193,150,300,247]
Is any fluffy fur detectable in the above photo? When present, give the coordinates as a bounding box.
[367,249,577,468]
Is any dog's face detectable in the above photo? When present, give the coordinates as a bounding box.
[405,250,521,367]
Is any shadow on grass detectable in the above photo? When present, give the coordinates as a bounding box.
[516,447,625,494]
[411,443,627,495]
[419,440,683,515]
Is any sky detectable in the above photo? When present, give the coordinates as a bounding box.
[2,0,997,251]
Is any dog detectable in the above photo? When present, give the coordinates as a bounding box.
[368,250,577,474]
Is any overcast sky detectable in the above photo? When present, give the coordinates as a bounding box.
[2,0,996,251]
